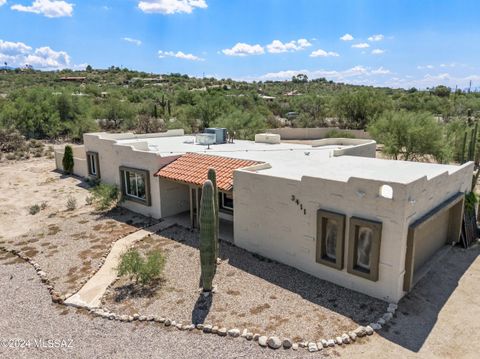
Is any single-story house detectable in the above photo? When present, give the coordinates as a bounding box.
[55,129,473,303]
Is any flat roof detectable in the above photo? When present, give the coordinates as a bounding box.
[116,135,464,184]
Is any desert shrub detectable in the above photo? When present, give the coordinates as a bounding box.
[6,153,16,161]
[89,183,120,211]
[33,148,43,157]
[325,129,356,139]
[0,128,26,153]
[28,139,44,149]
[85,195,94,205]
[117,249,165,286]
[29,204,40,215]
[40,201,48,210]
[62,145,74,174]
[66,196,77,211]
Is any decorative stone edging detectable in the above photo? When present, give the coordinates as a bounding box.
[0,245,397,352]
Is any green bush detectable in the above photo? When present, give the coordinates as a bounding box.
[89,183,120,211]
[29,204,40,215]
[62,145,74,174]
[117,249,165,285]
[66,196,77,211]
[325,129,356,139]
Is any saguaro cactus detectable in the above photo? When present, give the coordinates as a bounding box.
[207,168,219,261]
[199,180,217,292]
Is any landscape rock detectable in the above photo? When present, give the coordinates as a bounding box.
[341,333,351,344]
[211,326,218,334]
[146,315,154,321]
[308,342,318,352]
[387,303,398,313]
[365,325,374,335]
[139,316,147,321]
[267,336,282,349]
[241,329,248,338]
[370,322,382,330]
[227,328,240,338]
[203,324,212,333]
[218,328,227,337]
[336,336,343,345]
[321,339,328,348]
[196,324,204,330]
[282,338,292,349]
[258,336,268,347]
[164,319,171,327]
[327,339,335,347]
[253,334,260,341]
[383,312,393,322]
[133,314,139,320]
[292,343,299,351]
[377,318,386,325]
[348,332,357,341]
[245,332,253,341]
[354,326,367,337]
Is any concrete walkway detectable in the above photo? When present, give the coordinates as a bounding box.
[65,219,175,308]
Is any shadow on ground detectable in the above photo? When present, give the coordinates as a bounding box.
[376,244,479,352]
[159,225,386,327]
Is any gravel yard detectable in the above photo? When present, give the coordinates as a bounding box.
[102,225,386,341]
[0,158,155,295]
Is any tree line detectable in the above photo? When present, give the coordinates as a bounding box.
[0,68,479,163]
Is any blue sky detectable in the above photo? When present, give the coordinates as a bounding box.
[0,0,479,89]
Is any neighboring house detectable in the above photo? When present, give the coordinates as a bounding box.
[55,129,473,303]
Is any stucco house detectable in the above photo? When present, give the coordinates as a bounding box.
[55,129,473,303]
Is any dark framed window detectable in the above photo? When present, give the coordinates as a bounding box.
[347,217,382,281]
[221,192,234,211]
[316,210,345,270]
[86,151,100,178]
[119,166,151,206]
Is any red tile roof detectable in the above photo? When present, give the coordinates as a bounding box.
[155,153,262,191]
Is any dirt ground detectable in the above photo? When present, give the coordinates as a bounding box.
[0,157,156,294]
[103,225,386,341]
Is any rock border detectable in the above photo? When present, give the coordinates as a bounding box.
[0,245,396,353]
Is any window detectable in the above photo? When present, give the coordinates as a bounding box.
[119,167,151,206]
[221,192,234,211]
[316,210,345,270]
[347,217,382,281]
[86,151,100,178]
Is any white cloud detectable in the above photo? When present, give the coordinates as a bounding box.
[370,66,390,75]
[368,34,384,42]
[340,33,354,41]
[0,0,7,7]
[259,65,390,82]
[11,0,74,18]
[417,64,434,70]
[310,49,339,57]
[0,39,32,55]
[158,50,204,61]
[222,42,264,56]
[440,63,457,68]
[352,43,370,49]
[266,39,311,53]
[0,38,77,69]
[24,46,70,68]
[123,37,142,46]
[371,49,385,55]
[138,0,207,14]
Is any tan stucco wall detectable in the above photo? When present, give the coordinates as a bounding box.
[233,162,473,303]
[310,138,377,158]
[159,179,190,217]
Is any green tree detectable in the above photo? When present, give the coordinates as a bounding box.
[62,145,74,174]
[369,110,449,162]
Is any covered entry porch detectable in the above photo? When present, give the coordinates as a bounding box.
[154,152,262,243]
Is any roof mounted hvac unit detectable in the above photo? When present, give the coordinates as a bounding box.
[204,128,227,144]
[195,133,216,147]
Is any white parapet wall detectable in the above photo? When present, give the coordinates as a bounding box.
[310,138,377,158]
[255,133,281,144]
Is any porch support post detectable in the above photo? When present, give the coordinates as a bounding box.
[189,186,194,229]
[195,187,200,227]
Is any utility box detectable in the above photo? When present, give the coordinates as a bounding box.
[205,128,227,144]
